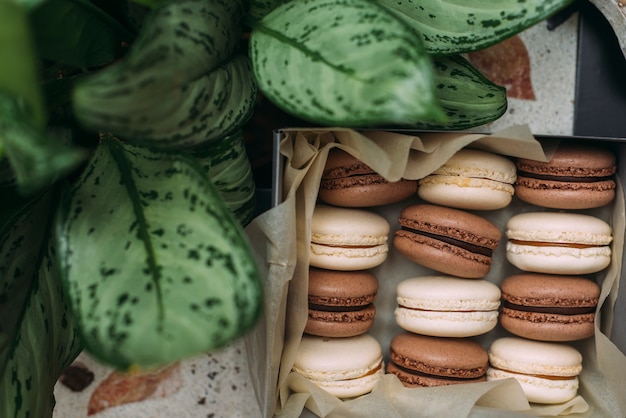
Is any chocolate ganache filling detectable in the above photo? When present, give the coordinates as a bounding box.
[502,301,595,315]
[517,171,614,182]
[401,226,493,257]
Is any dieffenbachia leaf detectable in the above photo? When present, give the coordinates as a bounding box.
[0,191,82,418]
[403,55,507,130]
[249,0,446,127]
[55,134,262,370]
[191,131,256,226]
[73,54,257,150]
[29,0,134,68]
[101,0,246,94]
[0,96,87,195]
[378,0,575,56]
[72,0,255,150]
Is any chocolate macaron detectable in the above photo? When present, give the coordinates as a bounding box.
[394,204,501,279]
[305,268,378,337]
[515,143,616,209]
[500,273,600,341]
[319,148,417,207]
[387,332,488,387]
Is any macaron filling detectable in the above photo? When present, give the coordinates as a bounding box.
[501,301,595,315]
[516,170,615,183]
[399,226,495,257]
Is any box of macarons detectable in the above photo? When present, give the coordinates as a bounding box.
[242,127,626,418]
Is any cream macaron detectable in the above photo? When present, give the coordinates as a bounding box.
[394,276,501,337]
[505,212,613,275]
[291,334,384,399]
[418,148,517,210]
[310,205,390,271]
[487,337,583,404]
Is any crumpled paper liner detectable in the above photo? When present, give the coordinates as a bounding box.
[243,126,626,418]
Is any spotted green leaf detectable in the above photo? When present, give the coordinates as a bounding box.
[378,0,575,56]
[56,135,262,370]
[0,191,82,418]
[403,55,507,130]
[73,54,257,150]
[249,0,446,127]
[72,0,254,150]
[0,96,87,195]
[191,131,256,226]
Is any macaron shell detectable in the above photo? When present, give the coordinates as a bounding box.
[515,144,616,210]
[515,177,615,209]
[395,204,501,279]
[389,332,488,379]
[386,362,486,387]
[395,307,498,337]
[486,367,579,404]
[308,268,378,307]
[320,176,417,208]
[499,274,599,341]
[418,149,516,210]
[506,242,611,275]
[501,273,601,307]
[418,176,513,210]
[319,149,417,207]
[430,148,517,183]
[506,212,612,275]
[499,309,595,341]
[310,206,390,270]
[305,304,376,337]
[396,276,501,311]
[310,244,388,271]
[506,212,613,245]
[311,206,390,247]
[304,366,384,399]
[488,337,583,377]
[292,334,384,398]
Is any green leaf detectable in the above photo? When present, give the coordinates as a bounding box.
[0,95,87,195]
[72,0,255,150]
[0,0,46,129]
[29,0,134,68]
[112,0,246,91]
[249,0,445,127]
[0,191,82,418]
[403,55,507,130]
[191,131,256,226]
[378,0,575,56]
[73,54,258,150]
[56,135,262,370]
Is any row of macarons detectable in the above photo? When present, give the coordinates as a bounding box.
[293,332,584,406]
[318,143,616,212]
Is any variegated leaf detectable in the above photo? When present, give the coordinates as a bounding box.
[73,54,257,150]
[378,0,575,56]
[56,135,262,370]
[249,0,445,127]
[0,191,82,418]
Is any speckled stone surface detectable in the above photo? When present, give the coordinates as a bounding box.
[53,339,262,418]
[476,15,579,136]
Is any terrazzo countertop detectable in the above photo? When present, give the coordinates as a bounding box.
[53,12,582,418]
